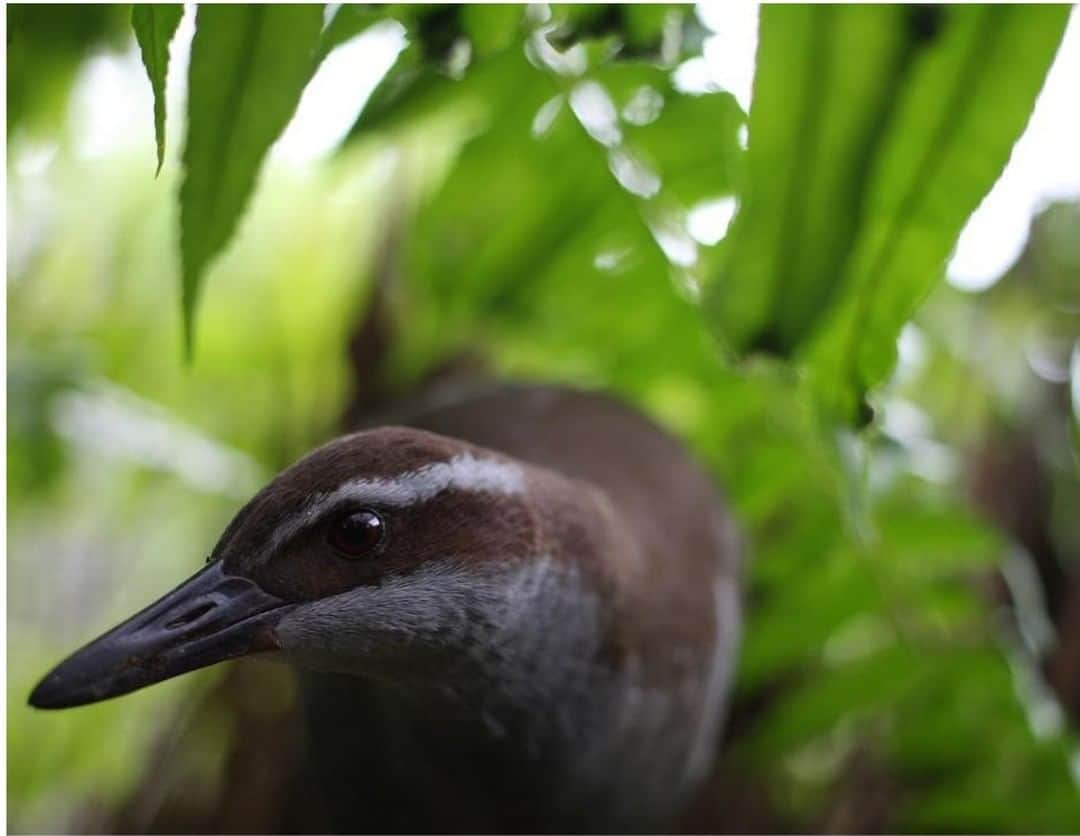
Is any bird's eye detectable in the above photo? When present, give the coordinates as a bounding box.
[328,509,385,558]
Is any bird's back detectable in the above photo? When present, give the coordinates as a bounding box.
[398,380,741,670]
[397,381,735,575]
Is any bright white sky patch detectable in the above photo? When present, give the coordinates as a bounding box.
[687,196,737,246]
[649,216,698,268]
[273,21,407,164]
[71,46,153,160]
[681,2,758,110]
[569,80,622,147]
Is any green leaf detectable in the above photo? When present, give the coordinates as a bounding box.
[131,4,183,175]
[743,644,922,761]
[740,555,880,688]
[705,5,924,357]
[178,4,325,357]
[7,5,130,135]
[807,5,1069,419]
[877,504,1001,572]
[623,86,745,207]
[461,4,522,57]
[705,6,1068,421]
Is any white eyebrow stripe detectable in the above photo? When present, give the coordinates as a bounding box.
[263,454,526,558]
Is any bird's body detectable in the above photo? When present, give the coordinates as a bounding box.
[32,381,742,833]
[288,383,742,831]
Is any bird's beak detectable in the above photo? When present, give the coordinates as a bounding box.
[28,560,295,710]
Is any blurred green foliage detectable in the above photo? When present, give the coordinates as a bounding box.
[7,3,1080,833]
[6,4,130,136]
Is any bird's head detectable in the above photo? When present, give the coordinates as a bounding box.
[30,427,609,709]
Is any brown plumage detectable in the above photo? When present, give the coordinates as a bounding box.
[31,380,742,832]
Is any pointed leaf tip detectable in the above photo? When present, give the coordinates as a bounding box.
[132,4,184,175]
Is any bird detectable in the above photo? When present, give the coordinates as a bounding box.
[30,380,743,833]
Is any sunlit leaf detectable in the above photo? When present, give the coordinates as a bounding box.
[178,4,324,357]
[131,3,183,175]
[461,4,522,57]
[623,86,745,207]
[706,6,929,357]
[706,5,1068,422]
[807,5,1070,420]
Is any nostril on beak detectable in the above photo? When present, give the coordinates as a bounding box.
[164,602,217,630]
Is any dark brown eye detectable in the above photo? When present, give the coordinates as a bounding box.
[328,509,385,558]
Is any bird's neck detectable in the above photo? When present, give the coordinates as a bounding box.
[298,668,584,832]
[297,649,694,833]
[276,465,729,831]
[290,554,701,832]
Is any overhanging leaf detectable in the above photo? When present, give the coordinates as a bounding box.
[806,5,1069,420]
[131,3,183,175]
[705,5,927,357]
[704,5,1068,422]
[178,4,324,357]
